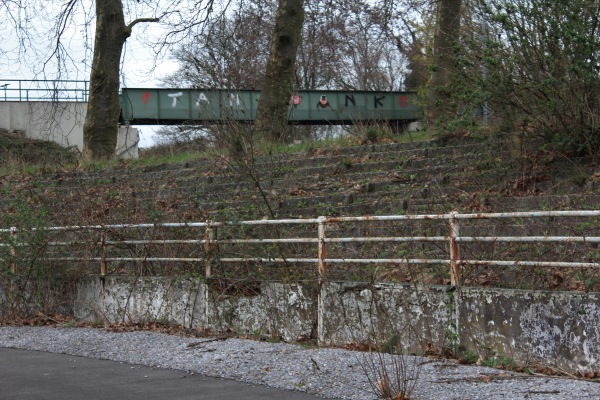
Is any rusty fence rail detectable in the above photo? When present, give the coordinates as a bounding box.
[1,210,599,286]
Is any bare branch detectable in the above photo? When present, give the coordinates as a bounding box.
[127,17,159,31]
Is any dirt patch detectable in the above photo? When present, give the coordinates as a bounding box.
[0,129,79,167]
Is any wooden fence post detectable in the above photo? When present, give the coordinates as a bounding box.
[449,211,461,288]
[100,231,107,276]
[10,226,17,274]
[317,216,327,346]
[204,221,215,278]
[317,216,327,281]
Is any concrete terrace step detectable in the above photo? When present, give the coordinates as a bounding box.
[0,138,597,228]
[38,159,465,203]
[7,163,596,209]
[22,140,493,190]
[28,170,599,225]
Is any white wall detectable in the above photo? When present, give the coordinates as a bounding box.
[0,101,138,159]
[116,126,139,159]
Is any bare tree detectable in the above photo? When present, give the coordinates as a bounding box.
[161,2,275,89]
[1,1,29,59]
[254,0,305,142]
[163,0,416,93]
[452,0,600,153]
[427,0,463,121]
[82,0,158,161]
[2,0,233,160]
[152,0,431,148]
[80,0,247,160]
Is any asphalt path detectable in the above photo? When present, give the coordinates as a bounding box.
[0,348,326,400]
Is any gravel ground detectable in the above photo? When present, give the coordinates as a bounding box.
[0,326,598,400]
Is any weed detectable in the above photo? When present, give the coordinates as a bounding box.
[481,356,516,369]
[146,207,164,222]
[0,195,82,320]
[570,174,588,187]
[90,319,105,328]
[362,125,394,144]
[360,329,422,400]
[315,203,338,216]
[457,350,479,364]
[58,319,79,328]
[133,151,207,167]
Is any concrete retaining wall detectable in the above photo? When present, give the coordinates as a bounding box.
[75,277,206,328]
[458,288,600,372]
[74,276,600,373]
[76,277,316,342]
[0,101,138,158]
[320,282,452,354]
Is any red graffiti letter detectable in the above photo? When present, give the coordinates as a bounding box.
[398,95,408,108]
[142,91,151,106]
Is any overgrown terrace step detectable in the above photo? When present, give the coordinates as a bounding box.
[239,140,494,171]
[200,141,492,171]
[103,142,492,189]
[0,142,498,210]
[16,140,491,189]
[0,172,426,212]
[234,139,437,165]
[118,165,466,206]
[151,162,532,206]
[0,171,494,209]
[142,152,498,195]
[42,158,465,203]
[5,150,459,200]
[167,145,588,192]
[134,164,530,208]
[483,193,600,211]
[248,137,492,163]
[4,164,595,219]
[271,193,600,219]
[33,160,593,210]
[17,188,598,228]
[190,153,490,186]
[28,187,600,221]
[25,168,596,225]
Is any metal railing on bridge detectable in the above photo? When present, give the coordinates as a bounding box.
[2,210,599,289]
[0,79,89,102]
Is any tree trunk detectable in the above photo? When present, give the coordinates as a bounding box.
[83,1,157,161]
[427,0,462,122]
[254,0,305,142]
[82,0,129,161]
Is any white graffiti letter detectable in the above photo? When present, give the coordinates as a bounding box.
[229,93,240,107]
[168,92,183,107]
[196,92,209,107]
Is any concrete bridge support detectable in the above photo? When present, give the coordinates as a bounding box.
[0,101,138,159]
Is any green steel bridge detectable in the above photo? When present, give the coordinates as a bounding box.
[119,88,421,126]
[0,80,422,126]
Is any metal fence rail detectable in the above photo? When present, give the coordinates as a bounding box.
[1,210,599,287]
[0,79,89,102]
